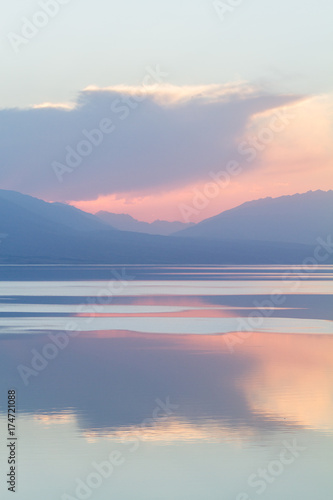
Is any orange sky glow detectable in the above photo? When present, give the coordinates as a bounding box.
[70,95,333,223]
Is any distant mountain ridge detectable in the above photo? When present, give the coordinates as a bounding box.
[0,189,112,233]
[175,190,333,245]
[96,211,194,235]
[0,189,321,264]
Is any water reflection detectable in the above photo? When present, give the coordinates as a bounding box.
[1,330,333,437]
[0,266,332,500]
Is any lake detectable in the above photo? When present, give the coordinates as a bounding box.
[0,265,332,500]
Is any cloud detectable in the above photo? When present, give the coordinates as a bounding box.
[0,83,302,203]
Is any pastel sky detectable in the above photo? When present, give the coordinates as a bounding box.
[1,0,332,222]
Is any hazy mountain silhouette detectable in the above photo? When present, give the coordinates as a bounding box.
[96,211,193,235]
[0,189,329,264]
[175,190,333,245]
[0,189,112,232]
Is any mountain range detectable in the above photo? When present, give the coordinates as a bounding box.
[96,211,193,235]
[175,190,333,244]
[0,189,332,264]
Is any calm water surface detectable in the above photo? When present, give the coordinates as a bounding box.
[0,265,332,500]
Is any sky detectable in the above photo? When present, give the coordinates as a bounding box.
[1,0,333,222]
